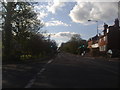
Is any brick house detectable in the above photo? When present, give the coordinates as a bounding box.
[99,19,120,52]
[88,18,120,56]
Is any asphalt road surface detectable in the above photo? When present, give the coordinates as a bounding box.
[2,52,120,88]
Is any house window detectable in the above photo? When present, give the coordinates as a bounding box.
[103,45,106,51]
[107,29,109,33]
[99,45,106,51]
[99,39,101,42]
[104,36,106,41]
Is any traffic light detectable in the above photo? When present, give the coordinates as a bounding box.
[82,44,84,48]
[78,44,84,49]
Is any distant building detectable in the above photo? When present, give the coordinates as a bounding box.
[87,35,99,56]
[87,35,99,49]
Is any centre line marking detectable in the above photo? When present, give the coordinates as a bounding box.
[25,59,54,88]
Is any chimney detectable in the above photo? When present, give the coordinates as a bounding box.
[114,18,119,28]
[103,23,108,35]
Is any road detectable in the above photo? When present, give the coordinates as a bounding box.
[2,52,120,88]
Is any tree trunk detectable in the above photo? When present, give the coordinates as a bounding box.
[3,2,13,60]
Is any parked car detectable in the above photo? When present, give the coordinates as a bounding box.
[107,49,120,58]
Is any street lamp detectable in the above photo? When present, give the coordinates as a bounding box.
[88,20,98,35]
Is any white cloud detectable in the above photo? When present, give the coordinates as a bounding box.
[47,1,65,14]
[50,32,79,47]
[45,20,71,27]
[42,32,77,47]
[37,11,48,19]
[45,32,81,40]
[34,5,48,20]
[34,5,47,11]
[51,32,77,39]
[34,1,66,20]
[69,2,118,24]
[51,18,55,20]
[53,32,77,38]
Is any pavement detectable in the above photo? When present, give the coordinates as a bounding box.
[2,52,120,88]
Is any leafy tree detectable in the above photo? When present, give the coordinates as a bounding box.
[70,34,81,42]
[60,34,87,55]
[2,1,44,60]
[2,1,58,62]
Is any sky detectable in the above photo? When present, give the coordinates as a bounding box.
[33,1,119,47]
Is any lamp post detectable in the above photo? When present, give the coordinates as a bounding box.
[88,20,98,35]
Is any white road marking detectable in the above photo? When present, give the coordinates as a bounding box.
[25,78,36,88]
[40,68,45,73]
[24,59,53,88]
[47,59,53,64]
